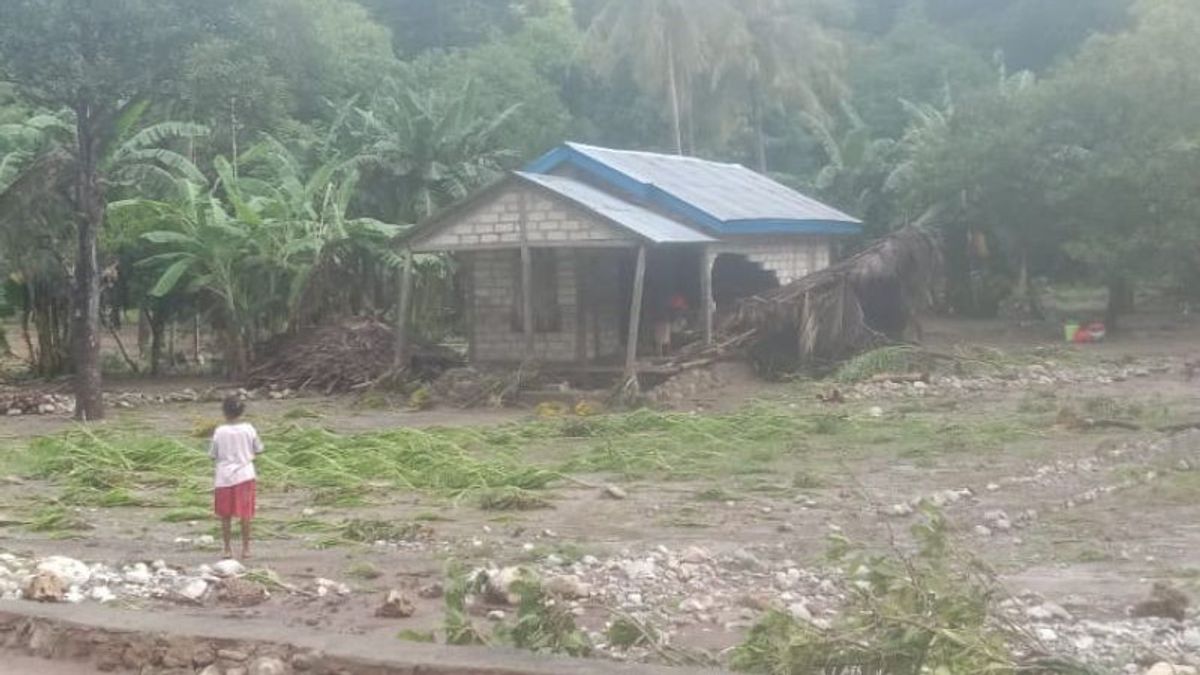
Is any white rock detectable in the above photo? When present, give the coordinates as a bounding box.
[213,559,245,578]
[974,525,992,537]
[1073,635,1095,651]
[888,503,914,517]
[89,586,116,603]
[1183,627,1200,650]
[620,559,656,580]
[680,546,710,564]
[486,610,507,621]
[986,483,1001,492]
[581,555,600,566]
[1035,627,1059,642]
[315,578,351,596]
[1026,602,1073,622]
[64,587,85,603]
[37,557,91,587]
[248,656,288,675]
[731,548,764,570]
[787,602,813,622]
[543,575,590,599]
[177,578,209,601]
[1145,664,1199,675]
[868,406,884,418]
[195,535,216,546]
[124,563,153,585]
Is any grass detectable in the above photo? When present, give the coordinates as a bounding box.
[161,506,210,523]
[340,518,432,544]
[27,505,91,534]
[346,560,383,580]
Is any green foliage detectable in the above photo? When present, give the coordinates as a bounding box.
[731,507,1095,675]
[495,579,593,657]
[833,346,932,383]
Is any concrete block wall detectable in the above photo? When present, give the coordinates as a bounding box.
[416,184,635,251]
[470,249,580,363]
[712,237,832,285]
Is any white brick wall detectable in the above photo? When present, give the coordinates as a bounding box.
[712,237,832,285]
[470,249,581,363]
[414,183,637,251]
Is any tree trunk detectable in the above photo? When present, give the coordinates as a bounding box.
[666,37,683,156]
[149,308,165,376]
[753,95,768,173]
[1106,277,1135,332]
[71,111,105,421]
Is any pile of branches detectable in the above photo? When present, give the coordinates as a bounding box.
[247,319,463,393]
[674,225,942,374]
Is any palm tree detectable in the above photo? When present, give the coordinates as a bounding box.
[0,102,206,414]
[587,0,738,155]
[708,0,847,171]
[344,80,519,224]
[127,137,401,377]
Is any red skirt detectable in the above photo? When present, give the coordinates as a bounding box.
[214,480,256,519]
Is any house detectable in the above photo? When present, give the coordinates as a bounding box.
[399,142,862,376]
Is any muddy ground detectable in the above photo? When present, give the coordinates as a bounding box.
[1,314,1199,673]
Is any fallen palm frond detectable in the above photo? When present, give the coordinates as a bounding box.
[673,225,942,376]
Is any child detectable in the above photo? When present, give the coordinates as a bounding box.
[209,395,264,560]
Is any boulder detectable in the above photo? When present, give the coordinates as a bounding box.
[22,571,66,602]
[376,589,416,618]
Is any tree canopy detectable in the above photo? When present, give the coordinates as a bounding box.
[3,0,1199,411]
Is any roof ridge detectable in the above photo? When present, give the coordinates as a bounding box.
[566,141,745,169]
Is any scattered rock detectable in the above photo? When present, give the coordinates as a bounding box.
[37,556,91,586]
[22,571,67,602]
[730,548,764,571]
[418,582,444,599]
[486,610,507,621]
[1027,602,1073,623]
[1145,664,1198,675]
[543,574,590,599]
[603,485,628,500]
[887,503,914,517]
[1035,627,1059,642]
[213,559,246,578]
[983,510,1012,531]
[377,589,416,618]
[482,566,537,605]
[123,563,153,585]
[217,649,250,662]
[787,602,813,622]
[1131,583,1190,622]
[314,578,351,597]
[217,578,269,607]
[199,666,222,675]
[177,578,210,602]
[974,525,992,537]
[248,656,287,675]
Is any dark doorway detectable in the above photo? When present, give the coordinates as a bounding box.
[711,254,780,310]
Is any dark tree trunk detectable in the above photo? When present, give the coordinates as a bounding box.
[1105,277,1135,332]
[148,308,165,376]
[71,110,105,420]
[752,95,768,173]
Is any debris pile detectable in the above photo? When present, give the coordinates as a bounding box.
[1,391,72,416]
[428,366,534,408]
[248,319,463,394]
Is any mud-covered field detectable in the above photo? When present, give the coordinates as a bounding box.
[1,316,1199,674]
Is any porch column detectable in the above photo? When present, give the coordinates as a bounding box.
[394,248,414,369]
[519,191,535,358]
[624,245,647,377]
[701,245,715,345]
[574,250,588,365]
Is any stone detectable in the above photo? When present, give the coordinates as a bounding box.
[213,559,245,578]
[376,589,416,618]
[888,503,914,517]
[1145,664,1198,675]
[1035,627,1058,642]
[314,578,351,597]
[177,578,210,602]
[603,485,628,500]
[1183,627,1200,650]
[543,575,590,599]
[1131,582,1190,622]
[124,563,153,585]
[37,556,91,586]
[680,595,714,613]
[217,578,269,607]
[218,649,250,662]
[486,610,507,621]
[787,602,813,622]
[290,652,318,671]
[1073,635,1096,651]
[483,566,537,605]
[22,570,67,602]
[974,525,992,537]
[198,665,222,675]
[90,586,116,603]
[417,582,444,599]
[680,546,710,564]
[248,656,288,675]
[731,548,764,571]
[1026,602,1073,622]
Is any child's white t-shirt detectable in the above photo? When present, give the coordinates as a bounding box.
[209,422,264,488]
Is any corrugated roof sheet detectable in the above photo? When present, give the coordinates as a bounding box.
[516,171,715,244]
[525,143,862,236]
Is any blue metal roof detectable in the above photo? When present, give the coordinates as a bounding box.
[516,172,715,244]
[525,142,862,237]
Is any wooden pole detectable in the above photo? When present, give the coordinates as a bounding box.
[394,249,414,370]
[519,191,535,358]
[624,246,647,377]
[521,246,534,357]
[701,246,715,345]
[574,250,588,365]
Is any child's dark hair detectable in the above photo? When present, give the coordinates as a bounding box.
[222,395,246,420]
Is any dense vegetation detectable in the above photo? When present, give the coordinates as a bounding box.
[1,0,1198,417]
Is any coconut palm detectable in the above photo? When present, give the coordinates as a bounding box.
[586,0,738,155]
